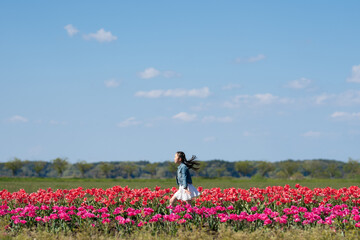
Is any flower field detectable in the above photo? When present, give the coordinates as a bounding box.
[1,184,360,236]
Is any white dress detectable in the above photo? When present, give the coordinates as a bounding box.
[173,184,200,201]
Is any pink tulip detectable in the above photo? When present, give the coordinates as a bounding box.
[102,218,110,224]
[227,205,234,210]
[264,219,272,225]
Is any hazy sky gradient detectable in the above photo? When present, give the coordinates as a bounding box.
[1,1,359,163]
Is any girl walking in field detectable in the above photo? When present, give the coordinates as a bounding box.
[168,151,200,211]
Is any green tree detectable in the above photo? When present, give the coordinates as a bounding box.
[99,162,114,178]
[344,158,360,178]
[275,170,287,179]
[303,160,328,178]
[167,162,178,175]
[290,172,304,180]
[123,163,137,179]
[279,160,299,178]
[52,157,69,177]
[5,157,24,176]
[76,160,93,178]
[256,161,275,177]
[326,163,342,178]
[235,161,254,177]
[144,163,159,178]
[215,167,226,177]
[34,161,47,177]
[194,161,207,177]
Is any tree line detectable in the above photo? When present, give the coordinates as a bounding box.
[0,157,359,179]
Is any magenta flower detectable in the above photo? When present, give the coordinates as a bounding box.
[102,218,110,224]
[229,214,239,221]
[125,218,134,224]
[302,220,310,225]
[184,213,193,219]
[258,213,268,221]
[163,214,181,222]
[178,219,186,224]
[264,208,272,215]
[250,206,258,212]
[143,208,154,216]
[264,219,272,225]
[227,205,234,210]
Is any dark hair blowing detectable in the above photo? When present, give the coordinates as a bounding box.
[176,151,200,171]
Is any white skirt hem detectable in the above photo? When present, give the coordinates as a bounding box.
[173,184,200,201]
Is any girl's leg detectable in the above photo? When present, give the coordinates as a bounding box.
[169,195,177,208]
[168,196,178,214]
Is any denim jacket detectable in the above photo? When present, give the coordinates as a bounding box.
[176,163,192,189]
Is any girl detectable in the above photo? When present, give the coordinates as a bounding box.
[168,151,201,210]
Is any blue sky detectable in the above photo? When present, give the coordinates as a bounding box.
[1,1,359,163]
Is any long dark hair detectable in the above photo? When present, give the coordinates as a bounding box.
[176,151,200,171]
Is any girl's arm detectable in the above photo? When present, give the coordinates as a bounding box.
[182,167,188,189]
[183,168,191,195]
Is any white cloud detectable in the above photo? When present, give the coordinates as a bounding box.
[138,68,180,79]
[190,103,211,111]
[314,93,335,105]
[243,131,270,137]
[163,89,188,97]
[8,115,28,123]
[331,111,360,120]
[285,78,312,89]
[187,87,210,98]
[314,90,360,106]
[243,131,255,137]
[64,24,79,36]
[117,117,141,127]
[235,54,265,63]
[248,54,266,62]
[302,131,321,137]
[49,120,67,125]
[28,145,43,157]
[172,112,197,122]
[138,67,160,79]
[135,90,163,98]
[104,79,120,88]
[243,131,253,137]
[331,112,347,118]
[163,71,181,78]
[204,136,216,142]
[347,64,360,83]
[222,83,241,90]
[83,28,117,42]
[348,130,360,136]
[202,116,233,123]
[337,90,360,105]
[135,87,210,98]
[224,93,291,108]
[255,93,281,104]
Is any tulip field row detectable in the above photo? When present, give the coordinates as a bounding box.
[1,184,360,236]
